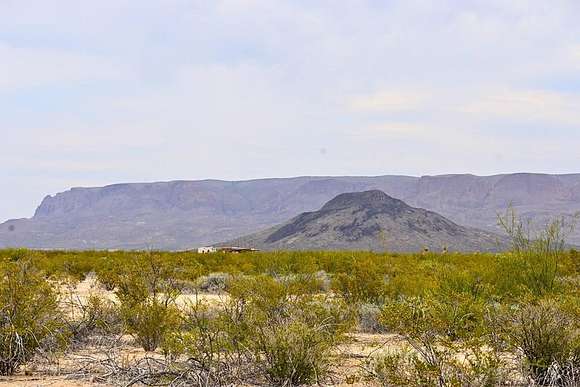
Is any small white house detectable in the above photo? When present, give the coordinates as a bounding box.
[197,246,217,254]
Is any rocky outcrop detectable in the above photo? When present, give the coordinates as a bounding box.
[225,190,506,252]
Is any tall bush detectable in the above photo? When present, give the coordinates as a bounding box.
[0,260,65,375]
[490,300,580,384]
[116,253,181,352]
[498,209,577,295]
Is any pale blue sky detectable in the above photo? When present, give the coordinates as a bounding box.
[2,0,580,221]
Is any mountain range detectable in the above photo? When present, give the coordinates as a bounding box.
[1,173,579,250]
[226,190,505,252]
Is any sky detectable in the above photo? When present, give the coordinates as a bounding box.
[2,0,580,221]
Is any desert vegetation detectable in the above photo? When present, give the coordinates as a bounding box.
[0,215,579,386]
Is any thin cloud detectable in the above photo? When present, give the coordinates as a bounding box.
[0,43,130,90]
[460,89,580,126]
[2,1,580,221]
[348,91,428,113]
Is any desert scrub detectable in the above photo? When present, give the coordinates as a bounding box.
[64,294,122,345]
[164,275,355,385]
[380,294,488,343]
[3,246,578,301]
[230,276,354,385]
[570,248,580,273]
[489,299,580,384]
[256,317,338,385]
[161,299,249,385]
[195,272,230,293]
[275,272,327,295]
[332,257,387,304]
[95,258,120,291]
[497,209,577,296]
[315,270,331,292]
[122,298,181,352]
[357,303,387,333]
[0,260,66,375]
[367,342,508,387]
[116,253,182,352]
[371,295,509,386]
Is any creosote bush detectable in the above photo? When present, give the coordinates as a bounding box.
[195,272,230,293]
[95,258,120,291]
[252,297,353,385]
[123,298,181,352]
[0,260,65,375]
[570,248,580,274]
[368,342,507,387]
[374,296,508,386]
[357,303,386,333]
[164,275,354,385]
[490,299,580,384]
[332,257,386,304]
[497,208,577,296]
[226,275,354,385]
[115,253,182,352]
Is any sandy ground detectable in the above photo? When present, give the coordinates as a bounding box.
[0,377,99,386]
[59,275,227,307]
[3,278,398,386]
[2,334,395,387]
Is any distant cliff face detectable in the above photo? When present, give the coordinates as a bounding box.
[226,190,506,252]
[1,173,579,250]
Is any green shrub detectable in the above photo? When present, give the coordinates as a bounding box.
[162,299,226,364]
[276,272,327,295]
[570,249,580,274]
[2,248,30,262]
[116,253,182,352]
[357,303,386,333]
[372,293,506,385]
[332,257,386,304]
[229,276,353,385]
[1,243,579,384]
[195,272,230,293]
[122,298,181,352]
[65,294,122,343]
[380,294,487,343]
[95,258,120,291]
[257,319,334,385]
[165,276,354,385]
[248,296,353,385]
[490,299,580,384]
[0,260,66,375]
[367,343,507,387]
[497,209,576,296]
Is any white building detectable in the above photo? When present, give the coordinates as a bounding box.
[197,246,217,254]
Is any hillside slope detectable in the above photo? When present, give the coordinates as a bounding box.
[225,190,506,252]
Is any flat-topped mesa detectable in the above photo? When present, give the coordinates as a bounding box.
[3,173,580,250]
[320,190,408,213]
